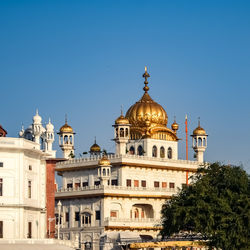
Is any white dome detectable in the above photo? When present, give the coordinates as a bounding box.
[46,119,54,132]
[33,109,42,124]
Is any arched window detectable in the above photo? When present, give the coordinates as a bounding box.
[160,147,165,158]
[64,135,68,144]
[82,213,91,225]
[129,146,135,155]
[152,146,157,157]
[194,138,197,147]
[167,147,172,159]
[115,128,118,137]
[203,138,206,147]
[198,137,202,146]
[125,128,129,137]
[69,135,72,144]
[120,128,124,137]
[102,168,106,176]
[137,145,143,156]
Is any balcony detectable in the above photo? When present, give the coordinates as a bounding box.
[104,217,161,228]
[55,185,177,199]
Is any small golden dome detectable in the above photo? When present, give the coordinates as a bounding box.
[60,123,73,133]
[193,120,206,135]
[115,114,130,125]
[90,139,101,152]
[98,155,110,166]
[171,121,179,131]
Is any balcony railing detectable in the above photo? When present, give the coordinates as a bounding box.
[56,185,176,194]
[56,154,200,167]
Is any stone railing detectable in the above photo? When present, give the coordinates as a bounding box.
[56,153,200,167]
[56,185,176,194]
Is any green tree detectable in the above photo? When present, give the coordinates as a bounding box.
[160,163,250,250]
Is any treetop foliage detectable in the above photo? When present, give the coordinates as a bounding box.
[160,163,250,250]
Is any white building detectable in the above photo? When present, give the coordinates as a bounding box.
[0,112,56,239]
[54,68,208,249]
[0,137,47,239]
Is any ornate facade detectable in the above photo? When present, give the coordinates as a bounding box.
[54,68,208,249]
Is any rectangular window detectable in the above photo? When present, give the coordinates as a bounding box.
[82,182,88,187]
[65,212,69,222]
[94,181,100,186]
[75,212,79,221]
[28,180,31,198]
[0,178,2,196]
[75,183,80,188]
[170,182,175,189]
[110,211,117,218]
[154,181,160,188]
[28,165,32,171]
[28,222,32,238]
[126,179,131,187]
[95,211,100,220]
[82,214,91,225]
[134,180,139,187]
[162,182,167,188]
[111,179,118,186]
[67,183,73,189]
[141,180,146,188]
[0,221,3,238]
[0,162,3,167]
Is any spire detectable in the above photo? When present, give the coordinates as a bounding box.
[49,118,51,124]
[94,136,96,144]
[174,115,176,123]
[198,117,201,127]
[65,114,68,124]
[120,105,123,116]
[142,66,150,93]
[36,109,39,115]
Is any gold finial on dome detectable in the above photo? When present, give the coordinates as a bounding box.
[171,116,179,133]
[193,117,206,135]
[98,154,110,166]
[142,66,150,93]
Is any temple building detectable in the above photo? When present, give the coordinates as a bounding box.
[0,112,58,240]
[54,68,208,249]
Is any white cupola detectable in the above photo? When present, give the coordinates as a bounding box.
[113,109,130,155]
[191,119,208,163]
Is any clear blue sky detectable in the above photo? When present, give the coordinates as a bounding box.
[1,0,250,172]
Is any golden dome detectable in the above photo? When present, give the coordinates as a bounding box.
[115,114,130,125]
[193,120,206,135]
[59,116,74,133]
[171,121,179,131]
[90,139,101,152]
[60,123,73,133]
[126,92,168,127]
[98,155,110,166]
[124,67,179,141]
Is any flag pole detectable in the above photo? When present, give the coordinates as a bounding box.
[185,114,189,185]
[185,114,188,160]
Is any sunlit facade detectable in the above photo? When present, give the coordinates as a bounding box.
[55,68,208,249]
